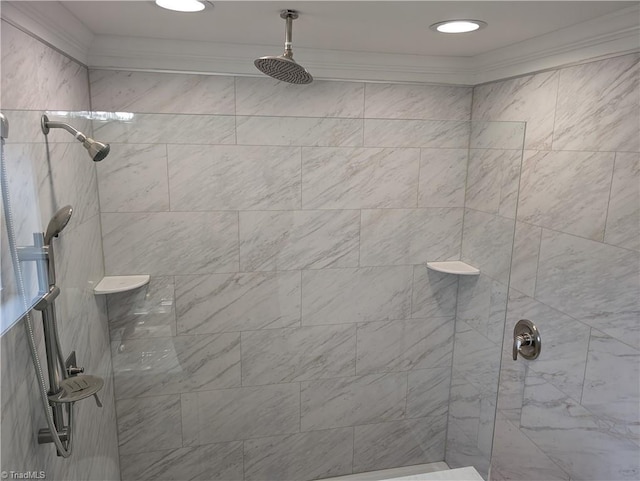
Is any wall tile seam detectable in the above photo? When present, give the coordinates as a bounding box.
[493,409,573,479]
[113,371,454,403]
[506,285,640,354]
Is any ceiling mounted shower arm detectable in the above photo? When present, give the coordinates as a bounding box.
[282,9,298,59]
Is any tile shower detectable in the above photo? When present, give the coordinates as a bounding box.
[1,13,638,481]
[89,70,524,480]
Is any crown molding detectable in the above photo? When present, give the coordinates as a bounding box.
[0,1,93,65]
[3,1,638,86]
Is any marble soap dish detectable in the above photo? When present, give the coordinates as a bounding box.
[426,261,480,276]
[94,275,150,295]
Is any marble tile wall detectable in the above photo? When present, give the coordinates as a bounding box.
[92,69,475,480]
[0,21,120,480]
[472,53,640,481]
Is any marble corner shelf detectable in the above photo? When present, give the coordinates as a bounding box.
[426,261,480,276]
[94,275,150,295]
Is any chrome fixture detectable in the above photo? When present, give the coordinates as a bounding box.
[512,319,542,360]
[1,111,104,457]
[255,10,313,84]
[41,114,110,161]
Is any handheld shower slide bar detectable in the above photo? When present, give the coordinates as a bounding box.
[1,111,106,458]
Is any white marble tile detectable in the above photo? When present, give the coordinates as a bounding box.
[444,420,490,479]
[181,383,300,444]
[360,208,463,266]
[418,149,468,208]
[353,417,447,473]
[510,221,542,297]
[406,368,451,419]
[107,276,176,341]
[465,149,522,218]
[236,116,363,147]
[111,333,241,398]
[301,372,407,430]
[456,275,508,345]
[517,150,614,240]
[535,230,640,348]
[175,271,300,334]
[92,113,236,145]
[452,322,501,396]
[581,330,640,444]
[1,23,89,111]
[506,289,591,402]
[554,54,640,152]
[461,209,515,284]
[495,360,527,423]
[520,374,640,481]
[116,395,182,454]
[102,211,239,276]
[236,77,364,117]
[491,413,570,481]
[469,120,526,150]
[45,141,101,229]
[120,442,243,481]
[244,428,354,481]
[364,83,471,120]
[301,147,419,209]
[472,71,559,150]
[241,324,356,385]
[175,271,299,335]
[605,152,640,251]
[239,210,360,271]
[411,266,459,319]
[356,318,454,374]
[364,119,470,148]
[90,70,235,114]
[168,145,301,211]
[97,144,169,212]
[301,266,413,325]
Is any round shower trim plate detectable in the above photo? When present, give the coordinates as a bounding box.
[280,9,299,20]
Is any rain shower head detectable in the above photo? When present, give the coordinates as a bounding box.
[254,10,313,84]
[41,115,111,162]
[44,205,73,246]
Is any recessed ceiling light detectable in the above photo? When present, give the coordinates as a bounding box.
[155,0,206,12]
[430,20,487,34]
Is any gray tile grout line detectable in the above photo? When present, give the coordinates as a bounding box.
[602,153,617,243]
[579,327,593,406]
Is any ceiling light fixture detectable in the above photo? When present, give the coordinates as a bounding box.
[155,0,206,12]
[430,20,487,34]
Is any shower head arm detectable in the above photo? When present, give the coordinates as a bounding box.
[281,9,298,58]
[41,116,86,142]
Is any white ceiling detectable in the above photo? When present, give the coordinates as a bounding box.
[3,1,639,84]
[61,1,635,57]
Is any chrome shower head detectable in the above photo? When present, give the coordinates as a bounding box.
[255,10,313,84]
[44,205,73,246]
[41,115,111,162]
[83,138,110,162]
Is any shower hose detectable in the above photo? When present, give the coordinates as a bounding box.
[1,135,74,457]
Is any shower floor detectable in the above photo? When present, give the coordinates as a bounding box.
[321,463,484,481]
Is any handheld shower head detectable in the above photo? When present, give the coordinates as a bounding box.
[41,115,111,162]
[44,205,73,246]
[255,10,313,84]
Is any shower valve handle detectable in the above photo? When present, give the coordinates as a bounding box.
[512,319,542,361]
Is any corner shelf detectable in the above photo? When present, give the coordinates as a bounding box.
[94,275,150,295]
[426,261,480,276]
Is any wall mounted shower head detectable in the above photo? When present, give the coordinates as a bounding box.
[255,10,313,84]
[44,205,73,246]
[41,115,110,162]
